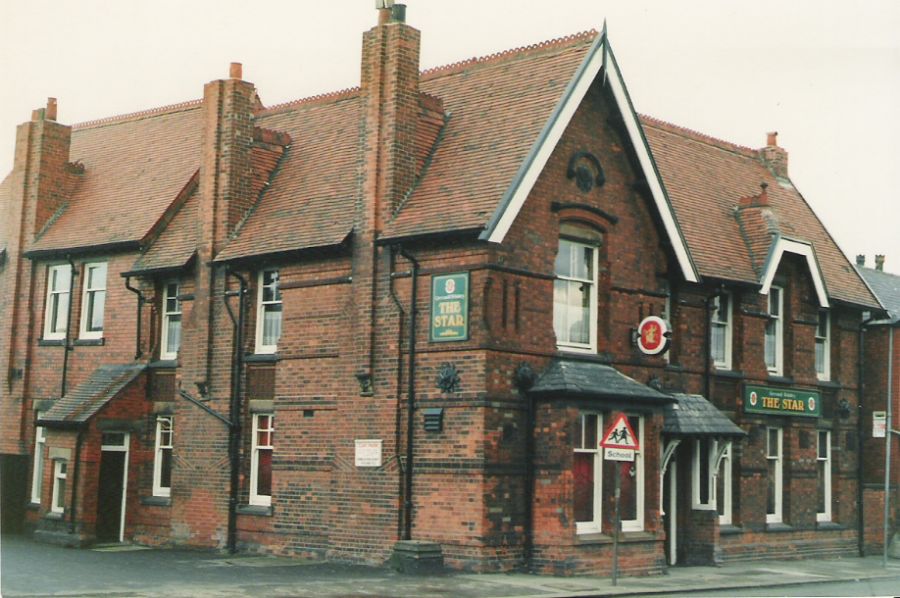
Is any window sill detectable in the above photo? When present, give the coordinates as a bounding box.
[816,380,840,389]
[719,524,743,535]
[148,360,178,369]
[713,369,744,379]
[766,522,792,532]
[576,531,655,545]
[766,375,794,385]
[26,501,41,511]
[38,339,66,347]
[74,338,104,346]
[45,511,65,520]
[816,520,844,530]
[141,496,172,507]
[244,353,279,364]
[236,504,274,517]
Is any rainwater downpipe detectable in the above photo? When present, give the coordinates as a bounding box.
[224,268,248,554]
[388,249,409,540]
[397,247,419,541]
[883,326,894,567]
[858,314,877,556]
[68,429,83,534]
[60,255,77,397]
[124,276,145,360]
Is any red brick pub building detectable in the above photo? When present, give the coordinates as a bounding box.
[0,5,885,576]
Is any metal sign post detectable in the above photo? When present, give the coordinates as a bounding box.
[612,467,621,586]
[600,413,640,585]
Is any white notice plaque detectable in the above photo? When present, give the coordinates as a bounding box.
[605,447,635,462]
[873,411,887,438]
[355,439,383,467]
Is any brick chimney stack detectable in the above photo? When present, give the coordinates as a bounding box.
[760,131,789,179]
[875,254,885,271]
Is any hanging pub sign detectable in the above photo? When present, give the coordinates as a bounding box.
[635,315,670,355]
[430,272,469,342]
[744,384,821,418]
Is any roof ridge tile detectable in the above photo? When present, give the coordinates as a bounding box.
[639,114,758,158]
[259,86,361,115]
[73,99,203,130]
[421,29,597,79]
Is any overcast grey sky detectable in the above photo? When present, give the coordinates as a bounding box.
[2,0,898,274]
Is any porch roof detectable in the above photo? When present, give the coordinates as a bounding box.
[528,358,673,405]
[662,393,746,438]
[39,363,146,428]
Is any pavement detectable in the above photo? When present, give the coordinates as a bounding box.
[2,533,900,597]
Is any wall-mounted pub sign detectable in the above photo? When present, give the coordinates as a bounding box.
[430,272,469,342]
[744,384,821,418]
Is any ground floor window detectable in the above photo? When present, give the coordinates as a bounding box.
[766,427,783,523]
[817,430,831,522]
[692,438,714,509]
[31,422,46,504]
[716,441,733,525]
[153,416,173,497]
[574,412,602,534]
[250,413,274,506]
[605,415,644,532]
[51,460,67,514]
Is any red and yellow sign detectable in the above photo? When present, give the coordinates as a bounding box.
[636,316,670,355]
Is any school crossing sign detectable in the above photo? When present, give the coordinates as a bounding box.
[600,413,640,462]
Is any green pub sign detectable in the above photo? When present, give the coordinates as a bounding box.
[744,384,821,418]
[430,272,469,342]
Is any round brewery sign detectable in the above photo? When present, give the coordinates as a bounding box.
[636,316,670,355]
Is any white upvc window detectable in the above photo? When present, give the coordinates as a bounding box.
[250,413,274,506]
[160,282,182,360]
[51,460,68,514]
[574,412,603,534]
[716,441,733,525]
[817,430,832,522]
[554,236,599,352]
[764,286,784,375]
[610,414,645,532]
[153,416,174,497]
[43,264,72,340]
[711,292,732,369]
[255,270,282,354]
[692,438,715,510]
[79,262,107,339]
[30,421,46,504]
[815,310,830,381]
[766,427,783,523]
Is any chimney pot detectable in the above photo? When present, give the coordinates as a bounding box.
[46,98,57,121]
[391,3,406,22]
[856,254,865,267]
[766,131,778,147]
[875,254,885,271]
[229,62,243,79]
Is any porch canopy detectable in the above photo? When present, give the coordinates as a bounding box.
[662,393,746,438]
[528,358,673,405]
[38,363,146,429]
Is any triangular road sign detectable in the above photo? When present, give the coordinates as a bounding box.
[600,413,640,451]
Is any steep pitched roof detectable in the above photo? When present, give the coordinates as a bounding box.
[642,117,880,309]
[858,266,900,324]
[39,363,145,427]
[215,93,361,262]
[28,102,202,255]
[128,186,198,274]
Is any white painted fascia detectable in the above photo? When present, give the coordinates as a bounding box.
[481,33,699,284]
[759,236,829,307]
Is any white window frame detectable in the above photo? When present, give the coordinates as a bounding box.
[716,441,733,525]
[817,430,832,523]
[43,264,72,340]
[574,412,603,535]
[30,421,46,504]
[766,427,783,524]
[554,237,599,353]
[692,438,716,510]
[711,292,733,370]
[765,286,784,375]
[255,270,282,354]
[620,414,645,532]
[815,310,830,381]
[160,282,182,360]
[250,413,274,506]
[51,460,67,514]
[79,262,107,339]
[153,416,173,498]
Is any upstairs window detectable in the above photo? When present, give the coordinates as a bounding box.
[153,416,173,497]
[815,310,830,381]
[764,287,783,375]
[554,227,600,352]
[43,264,72,340]
[255,270,282,354]
[250,413,274,506]
[79,262,107,339]
[160,282,182,360]
[710,293,732,369]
